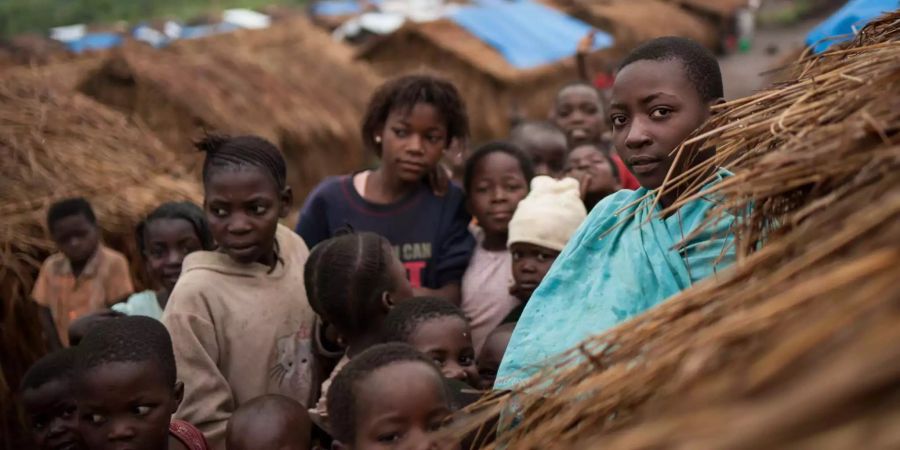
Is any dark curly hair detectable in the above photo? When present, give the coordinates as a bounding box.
[47,197,96,231]
[381,296,468,344]
[361,74,469,157]
[20,348,78,392]
[327,343,447,444]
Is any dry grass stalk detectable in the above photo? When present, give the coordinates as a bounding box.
[456,10,900,449]
[0,74,201,447]
[80,17,382,204]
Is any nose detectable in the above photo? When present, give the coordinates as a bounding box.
[404,428,441,450]
[519,260,537,273]
[442,362,467,382]
[624,117,652,150]
[166,249,185,266]
[490,185,508,203]
[406,134,424,154]
[226,213,252,234]
[107,419,136,441]
[47,418,68,437]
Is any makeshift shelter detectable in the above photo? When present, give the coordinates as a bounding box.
[80,17,382,203]
[561,0,718,51]
[0,74,201,448]
[358,2,613,140]
[458,11,900,449]
[806,0,900,52]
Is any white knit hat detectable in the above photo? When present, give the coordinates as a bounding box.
[508,176,587,251]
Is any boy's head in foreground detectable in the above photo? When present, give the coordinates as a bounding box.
[508,176,587,303]
[327,343,458,450]
[609,36,723,190]
[477,323,515,390]
[305,231,414,353]
[552,82,607,148]
[199,134,291,268]
[75,316,182,450]
[47,197,100,268]
[226,394,311,450]
[509,121,568,178]
[21,348,85,450]
[382,297,480,388]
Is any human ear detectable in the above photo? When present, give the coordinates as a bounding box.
[173,381,184,412]
[381,291,395,312]
[708,97,726,115]
[279,186,293,219]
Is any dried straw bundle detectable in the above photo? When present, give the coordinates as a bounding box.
[80,17,380,204]
[459,11,900,450]
[358,19,607,141]
[0,74,200,447]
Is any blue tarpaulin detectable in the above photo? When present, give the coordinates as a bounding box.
[313,0,364,16]
[179,22,239,40]
[64,33,122,53]
[450,0,613,69]
[805,0,899,53]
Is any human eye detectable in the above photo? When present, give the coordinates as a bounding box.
[610,114,628,127]
[88,413,106,425]
[557,107,572,117]
[377,432,401,443]
[583,104,599,114]
[209,206,228,218]
[427,133,445,144]
[511,251,522,260]
[460,354,475,366]
[536,253,547,262]
[392,127,409,138]
[148,245,166,259]
[252,204,268,215]
[650,107,673,119]
[31,415,49,431]
[428,420,445,432]
[134,405,152,416]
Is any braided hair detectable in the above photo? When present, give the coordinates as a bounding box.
[196,133,287,191]
[304,232,400,339]
[135,201,215,257]
[381,297,468,344]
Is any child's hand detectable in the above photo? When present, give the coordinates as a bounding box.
[577,29,597,56]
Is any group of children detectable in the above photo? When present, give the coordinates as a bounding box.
[20,36,735,450]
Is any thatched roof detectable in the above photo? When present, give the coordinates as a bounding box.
[80,17,382,203]
[460,11,900,449]
[0,74,201,446]
[358,19,600,140]
[568,0,718,50]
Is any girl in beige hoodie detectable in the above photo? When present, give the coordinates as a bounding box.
[163,135,320,449]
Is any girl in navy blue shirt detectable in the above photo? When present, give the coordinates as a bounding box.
[297,75,474,305]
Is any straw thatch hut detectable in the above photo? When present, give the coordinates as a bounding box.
[80,17,383,204]
[562,0,718,51]
[0,73,201,448]
[459,11,900,449]
[357,19,607,141]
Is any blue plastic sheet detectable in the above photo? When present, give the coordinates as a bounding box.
[805,0,899,53]
[450,0,613,69]
[64,33,122,53]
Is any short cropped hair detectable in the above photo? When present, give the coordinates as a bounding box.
[20,348,79,392]
[47,197,96,231]
[381,297,467,344]
[463,141,535,194]
[327,343,444,444]
[77,315,176,387]
[618,36,723,102]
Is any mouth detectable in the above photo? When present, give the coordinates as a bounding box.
[50,438,80,450]
[628,156,663,175]
[225,242,259,258]
[396,160,427,174]
[568,128,590,141]
[486,210,513,221]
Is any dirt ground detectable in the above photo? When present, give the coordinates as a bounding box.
[719,3,843,99]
